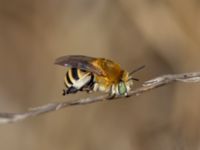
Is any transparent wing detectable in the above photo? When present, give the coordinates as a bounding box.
[54,55,103,76]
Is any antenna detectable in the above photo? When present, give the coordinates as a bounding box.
[129,65,145,75]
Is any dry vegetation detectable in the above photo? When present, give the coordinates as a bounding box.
[0,0,200,150]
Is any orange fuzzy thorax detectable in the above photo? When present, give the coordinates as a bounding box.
[91,58,124,84]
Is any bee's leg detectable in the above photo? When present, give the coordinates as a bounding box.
[86,90,93,94]
[106,85,116,100]
[62,89,67,96]
[79,86,92,94]
[125,92,130,98]
[67,87,78,94]
[63,87,78,96]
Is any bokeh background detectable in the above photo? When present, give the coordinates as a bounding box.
[0,0,200,150]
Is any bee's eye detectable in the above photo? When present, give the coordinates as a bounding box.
[118,82,127,95]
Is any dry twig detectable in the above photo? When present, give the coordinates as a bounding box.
[0,72,200,124]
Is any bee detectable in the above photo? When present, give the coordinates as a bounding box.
[55,55,144,98]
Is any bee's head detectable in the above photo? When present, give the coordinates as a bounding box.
[118,65,145,96]
[118,80,130,96]
[117,71,133,96]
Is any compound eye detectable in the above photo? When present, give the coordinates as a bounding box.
[118,82,127,95]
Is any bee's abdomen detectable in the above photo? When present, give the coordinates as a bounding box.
[71,68,79,80]
[64,68,95,93]
[65,68,81,87]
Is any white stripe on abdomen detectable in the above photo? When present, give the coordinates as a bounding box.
[73,74,91,89]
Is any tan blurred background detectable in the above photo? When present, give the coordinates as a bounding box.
[0,0,200,150]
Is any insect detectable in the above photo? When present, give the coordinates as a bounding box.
[55,55,144,98]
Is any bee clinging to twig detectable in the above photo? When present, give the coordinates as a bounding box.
[55,55,144,98]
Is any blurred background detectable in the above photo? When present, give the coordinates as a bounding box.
[0,0,200,150]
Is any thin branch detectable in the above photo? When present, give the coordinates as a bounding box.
[0,72,200,124]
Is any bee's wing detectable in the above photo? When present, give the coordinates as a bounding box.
[55,55,103,76]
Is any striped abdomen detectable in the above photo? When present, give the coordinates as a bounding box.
[63,68,95,95]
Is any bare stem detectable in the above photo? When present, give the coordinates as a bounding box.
[0,72,200,124]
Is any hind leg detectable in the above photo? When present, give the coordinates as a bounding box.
[62,87,78,96]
